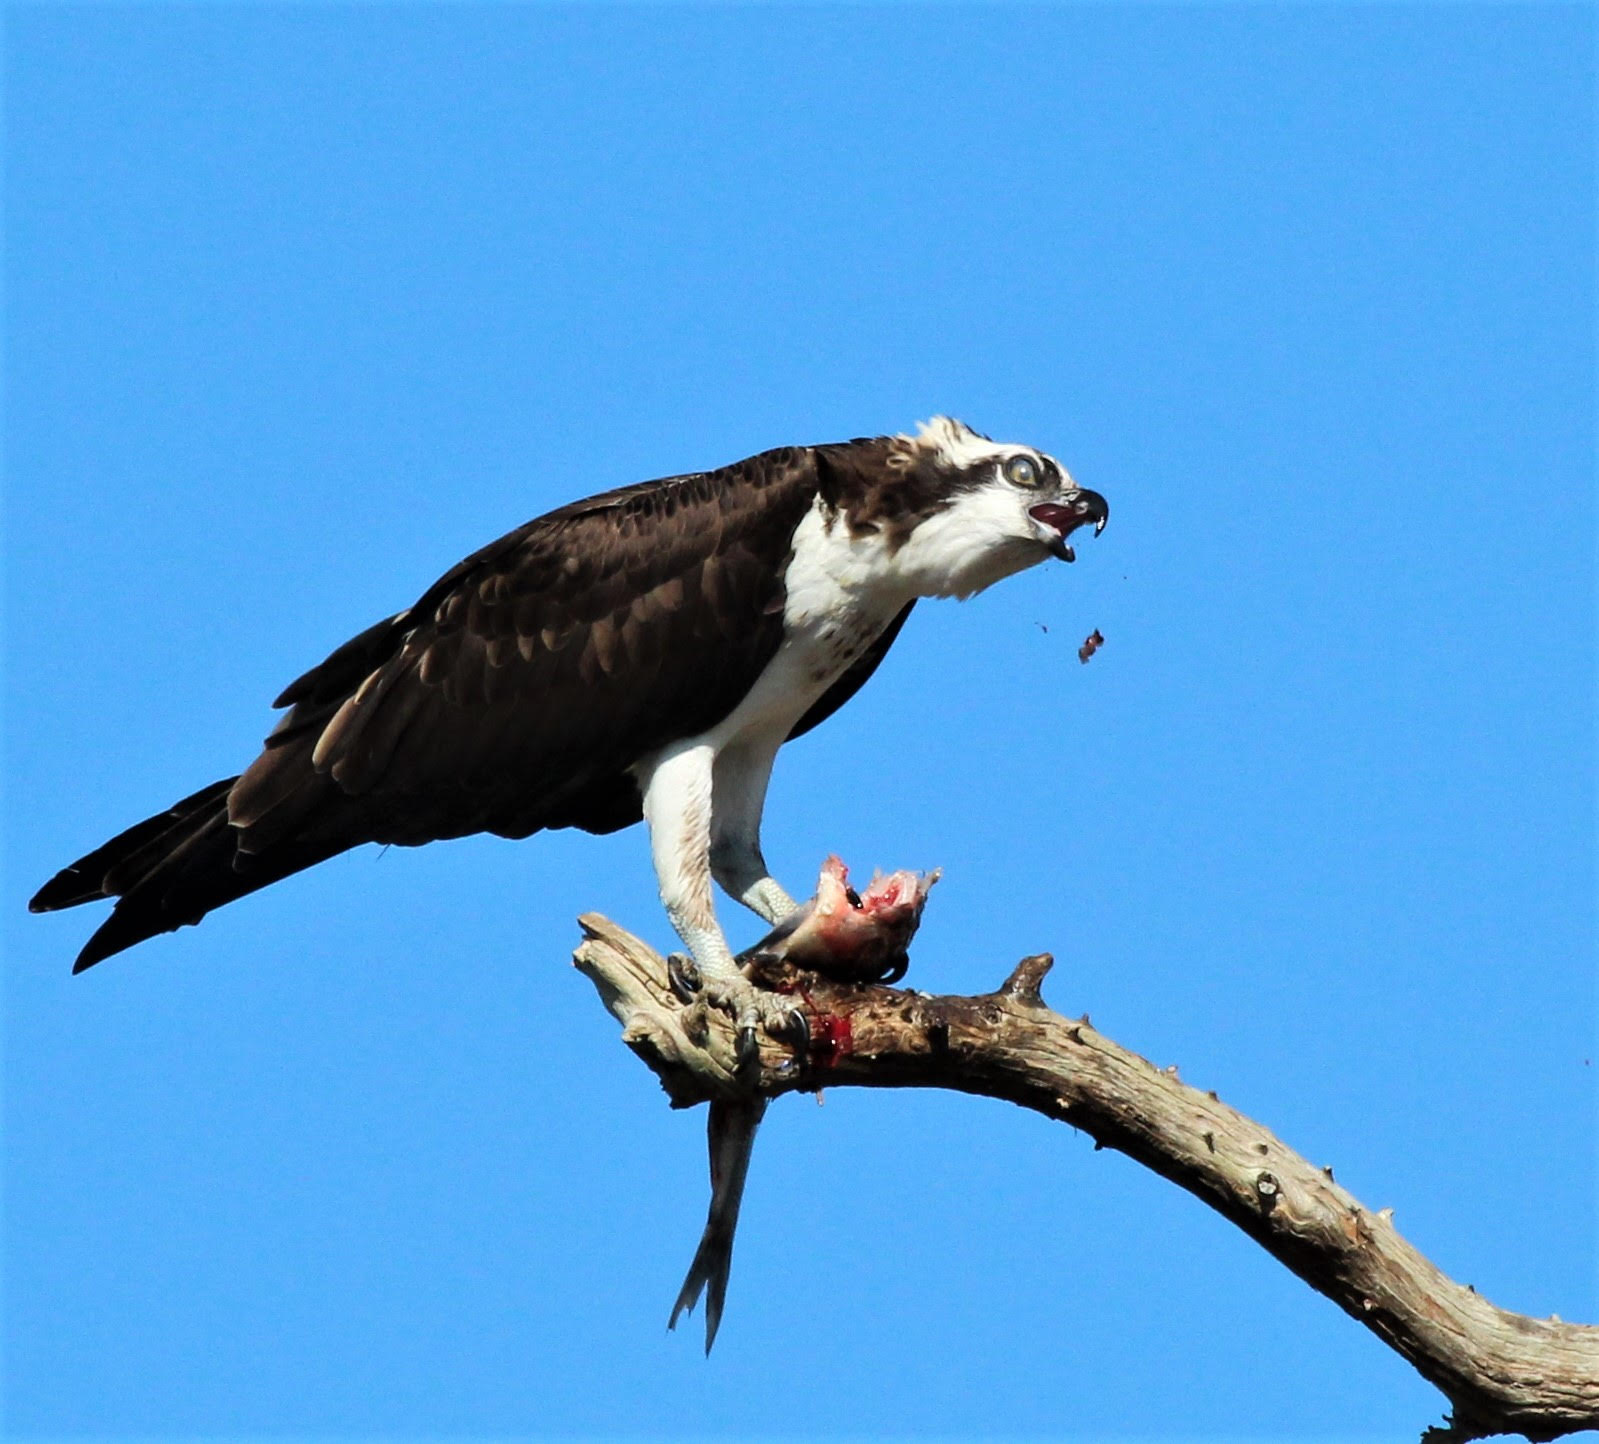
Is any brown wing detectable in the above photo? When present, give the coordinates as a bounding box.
[35,436,941,972]
[230,445,827,851]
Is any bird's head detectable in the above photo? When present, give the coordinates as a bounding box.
[864,417,1109,600]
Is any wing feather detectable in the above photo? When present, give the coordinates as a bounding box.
[39,437,920,969]
[232,444,825,851]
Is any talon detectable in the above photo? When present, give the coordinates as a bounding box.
[668,953,703,1003]
[877,954,910,986]
[690,965,811,1071]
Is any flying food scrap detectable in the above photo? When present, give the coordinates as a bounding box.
[1078,628,1104,664]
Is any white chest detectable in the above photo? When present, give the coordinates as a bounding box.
[780,505,908,678]
[704,501,910,746]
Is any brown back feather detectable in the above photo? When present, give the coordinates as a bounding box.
[231,443,844,851]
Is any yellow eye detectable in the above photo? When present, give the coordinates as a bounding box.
[1004,454,1040,487]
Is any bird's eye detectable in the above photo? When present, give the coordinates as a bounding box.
[1003,454,1040,487]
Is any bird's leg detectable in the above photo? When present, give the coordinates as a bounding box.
[727,863,799,930]
[640,741,804,1064]
[708,735,800,926]
[641,741,801,1350]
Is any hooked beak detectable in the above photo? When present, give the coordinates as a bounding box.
[1029,488,1109,563]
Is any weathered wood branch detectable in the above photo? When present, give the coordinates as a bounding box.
[573,914,1599,1441]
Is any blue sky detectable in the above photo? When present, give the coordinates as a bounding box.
[4,4,1594,1439]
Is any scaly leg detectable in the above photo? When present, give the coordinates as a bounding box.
[639,740,802,1062]
[708,733,800,926]
[641,739,807,1350]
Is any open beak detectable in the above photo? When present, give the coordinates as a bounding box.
[1029,488,1109,563]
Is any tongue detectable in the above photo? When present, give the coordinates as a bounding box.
[1029,504,1078,562]
[1029,502,1079,533]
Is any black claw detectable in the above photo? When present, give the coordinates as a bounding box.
[877,955,911,986]
[735,1023,760,1070]
[785,1008,811,1054]
[667,953,703,1004]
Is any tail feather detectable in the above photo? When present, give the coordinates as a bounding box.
[30,779,236,913]
[31,776,350,973]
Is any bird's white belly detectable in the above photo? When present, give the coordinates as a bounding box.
[719,618,879,741]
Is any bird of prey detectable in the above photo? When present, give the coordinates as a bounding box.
[32,416,1107,1335]
[33,416,1106,1030]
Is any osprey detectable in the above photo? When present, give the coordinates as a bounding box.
[33,417,1107,1051]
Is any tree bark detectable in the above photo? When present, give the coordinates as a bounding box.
[572,915,1599,1442]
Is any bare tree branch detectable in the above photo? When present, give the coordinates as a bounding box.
[573,914,1599,1442]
